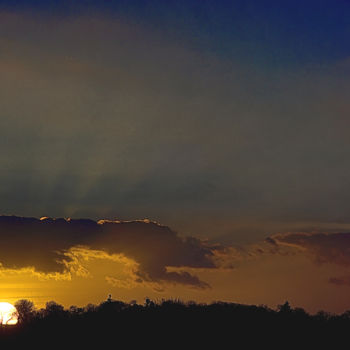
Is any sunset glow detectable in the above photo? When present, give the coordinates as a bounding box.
[0,0,350,318]
[0,302,18,325]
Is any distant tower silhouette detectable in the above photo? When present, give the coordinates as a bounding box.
[107,294,112,302]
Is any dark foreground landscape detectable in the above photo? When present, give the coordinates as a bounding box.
[1,298,350,348]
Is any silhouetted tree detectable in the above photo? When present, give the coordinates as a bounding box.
[144,297,155,308]
[69,305,84,316]
[277,301,292,313]
[315,310,332,322]
[44,301,65,318]
[84,303,97,313]
[14,299,35,324]
[293,307,308,317]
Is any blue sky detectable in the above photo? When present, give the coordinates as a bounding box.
[140,0,350,66]
[2,0,350,66]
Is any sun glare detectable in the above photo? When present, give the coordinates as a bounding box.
[0,302,18,325]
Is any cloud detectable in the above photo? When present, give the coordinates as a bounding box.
[266,232,350,286]
[328,276,350,286]
[0,215,228,289]
[267,232,350,265]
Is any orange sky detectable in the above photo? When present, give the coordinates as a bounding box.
[1,224,350,314]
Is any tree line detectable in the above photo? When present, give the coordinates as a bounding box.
[1,298,349,347]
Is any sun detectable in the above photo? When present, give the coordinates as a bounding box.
[0,302,18,325]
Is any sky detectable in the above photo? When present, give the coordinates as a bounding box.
[0,0,350,313]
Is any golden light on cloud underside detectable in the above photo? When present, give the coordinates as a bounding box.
[0,302,18,325]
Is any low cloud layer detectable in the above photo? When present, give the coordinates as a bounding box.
[267,232,350,286]
[0,215,227,289]
[267,232,350,265]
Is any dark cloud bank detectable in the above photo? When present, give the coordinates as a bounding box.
[0,215,225,288]
[4,214,350,291]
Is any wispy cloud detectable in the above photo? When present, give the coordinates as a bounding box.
[266,231,350,286]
